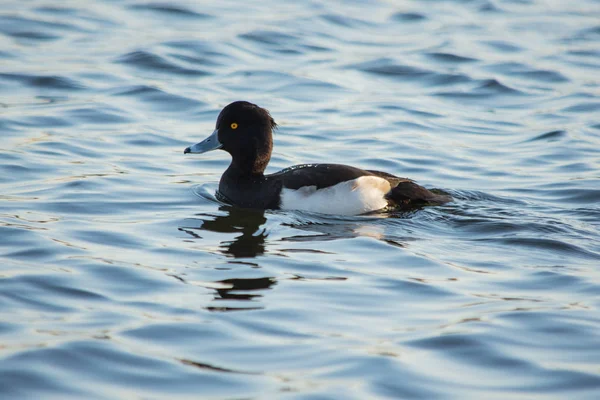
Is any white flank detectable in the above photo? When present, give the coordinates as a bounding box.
[280,176,391,216]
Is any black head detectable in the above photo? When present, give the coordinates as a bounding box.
[184,101,277,175]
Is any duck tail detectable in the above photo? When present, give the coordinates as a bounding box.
[385,181,452,206]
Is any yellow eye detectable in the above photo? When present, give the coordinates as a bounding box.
[230,122,238,130]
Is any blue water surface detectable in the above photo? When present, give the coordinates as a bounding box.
[1,0,600,398]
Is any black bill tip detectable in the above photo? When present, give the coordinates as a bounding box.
[184,147,191,154]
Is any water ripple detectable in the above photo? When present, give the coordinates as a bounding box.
[2,0,600,398]
[116,51,209,76]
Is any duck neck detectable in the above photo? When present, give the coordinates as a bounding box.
[225,160,265,179]
[227,141,271,178]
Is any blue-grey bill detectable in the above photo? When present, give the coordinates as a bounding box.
[184,129,222,154]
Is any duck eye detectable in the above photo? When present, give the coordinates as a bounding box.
[230,122,238,130]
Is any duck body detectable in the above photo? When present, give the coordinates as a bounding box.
[184,101,450,215]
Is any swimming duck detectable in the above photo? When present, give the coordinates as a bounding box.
[184,101,450,215]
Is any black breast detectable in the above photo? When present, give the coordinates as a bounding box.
[218,173,282,209]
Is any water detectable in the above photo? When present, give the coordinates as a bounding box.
[1,0,600,398]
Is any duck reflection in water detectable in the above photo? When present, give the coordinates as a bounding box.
[179,205,267,258]
[207,276,276,312]
[179,206,276,311]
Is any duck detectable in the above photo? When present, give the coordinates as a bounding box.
[184,101,451,215]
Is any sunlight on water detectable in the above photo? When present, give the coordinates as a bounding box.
[1,0,600,398]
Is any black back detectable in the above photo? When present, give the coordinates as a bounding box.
[272,164,410,190]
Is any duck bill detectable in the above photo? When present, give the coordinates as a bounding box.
[184,129,222,154]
